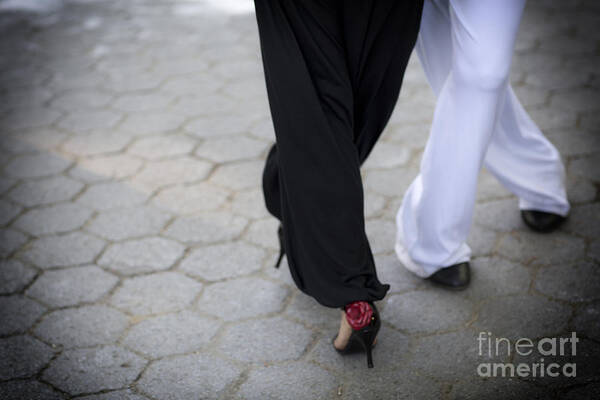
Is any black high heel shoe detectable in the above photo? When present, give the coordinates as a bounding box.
[332,301,380,368]
[274,224,285,269]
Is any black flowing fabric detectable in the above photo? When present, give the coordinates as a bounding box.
[254,0,423,308]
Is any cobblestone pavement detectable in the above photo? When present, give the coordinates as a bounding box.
[0,0,599,399]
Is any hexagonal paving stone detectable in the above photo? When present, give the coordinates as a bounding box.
[119,112,186,136]
[0,295,46,335]
[310,325,410,373]
[21,232,105,268]
[528,107,577,132]
[464,257,531,300]
[197,277,289,321]
[130,157,213,192]
[0,335,55,380]
[385,123,430,149]
[112,93,173,112]
[284,292,341,329]
[26,266,118,308]
[574,302,600,340]
[185,113,254,138]
[127,135,195,160]
[152,58,209,77]
[162,73,222,96]
[513,85,550,108]
[172,92,237,118]
[365,218,396,254]
[179,242,265,281]
[569,154,600,183]
[61,131,133,157]
[213,59,262,79]
[218,316,313,363]
[363,167,416,197]
[7,175,84,207]
[249,118,275,141]
[110,272,202,315]
[551,88,599,113]
[65,166,107,185]
[467,224,499,257]
[50,89,112,111]
[535,260,600,302]
[546,128,600,157]
[450,376,548,399]
[209,160,263,191]
[42,345,147,395]
[0,259,36,294]
[87,206,172,241]
[343,366,443,400]
[472,198,523,232]
[476,169,513,201]
[0,228,27,258]
[409,330,497,382]
[9,129,69,153]
[263,255,296,286]
[195,136,267,163]
[524,67,588,91]
[374,253,426,294]
[362,142,411,169]
[234,361,337,400]
[0,176,17,195]
[230,188,269,219]
[77,181,150,211]
[383,290,474,334]
[580,111,600,133]
[103,71,163,93]
[0,380,65,400]
[564,203,600,239]
[34,304,127,348]
[473,295,571,340]
[243,218,280,249]
[13,202,93,236]
[77,153,144,181]
[566,175,596,205]
[164,212,247,244]
[364,191,386,218]
[123,310,222,359]
[1,106,61,131]
[496,231,585,266]
[77,390,149,400]
[2,152,71,178]
[98,237,184,275]
[152,182,229,215]
[57,109,123,133]
[222,78,267,100]
[0,199,21,225]
[136,353,242,400]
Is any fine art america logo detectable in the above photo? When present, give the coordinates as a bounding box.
[476,332,578,378]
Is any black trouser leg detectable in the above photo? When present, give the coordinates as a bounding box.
[255,0,423,308]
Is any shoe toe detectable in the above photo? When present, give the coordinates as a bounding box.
[521,210,566,233]
[427,262,470,289]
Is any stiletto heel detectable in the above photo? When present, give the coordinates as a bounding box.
[365,343,374,368]
[274,224,285,269]
[332,301,380,368]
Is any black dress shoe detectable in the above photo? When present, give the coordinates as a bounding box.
[426,262,470,290]
[521,210,566,233]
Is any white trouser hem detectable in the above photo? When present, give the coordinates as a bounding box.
[395,214,472,278]
[518,198,570,217]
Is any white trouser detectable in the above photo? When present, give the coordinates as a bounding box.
[395,0,570,278]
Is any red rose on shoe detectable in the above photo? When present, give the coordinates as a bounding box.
[345,301,373,330]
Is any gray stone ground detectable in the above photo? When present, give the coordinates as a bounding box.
[0,0,598,399]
